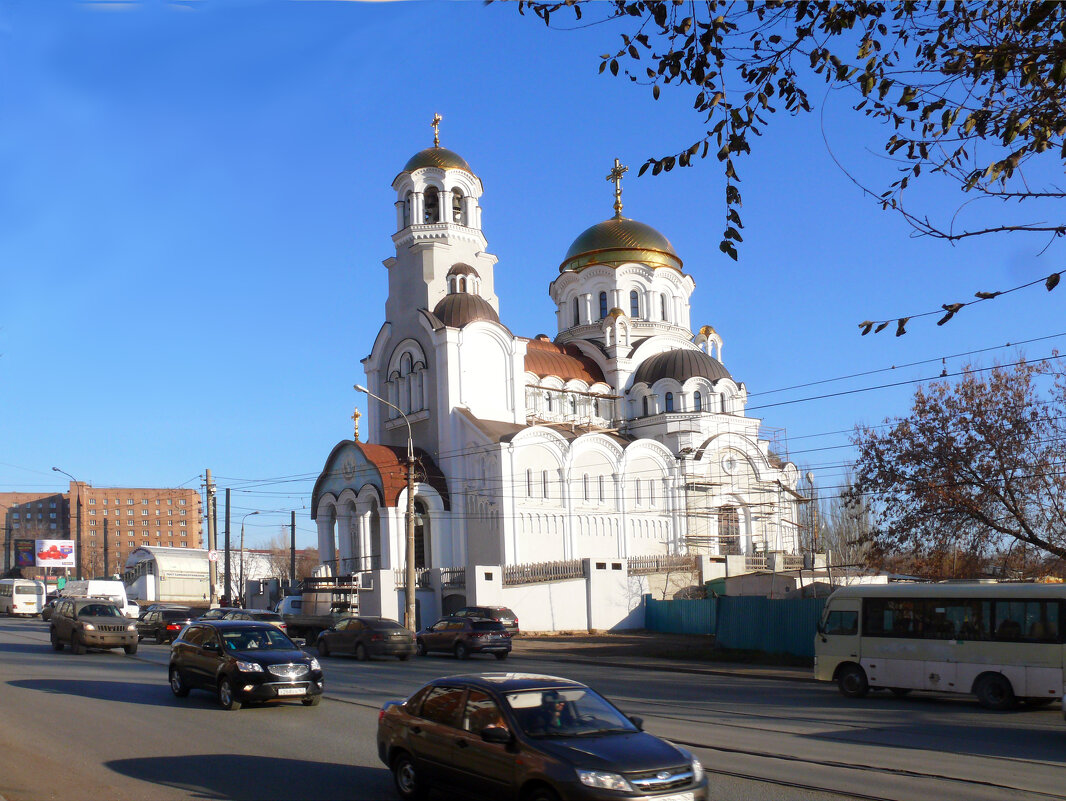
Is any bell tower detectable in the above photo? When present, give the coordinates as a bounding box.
[384,115,499,324]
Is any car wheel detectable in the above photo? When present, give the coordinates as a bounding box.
[976,674,1016,710]
[837,664,868,698]
[154,631,165,645]
[416,639,427,657]
[124,642,138,655]
[318,639,330,658]
[494,651,509,661]
[301,695,321,707]
[355,643,368,662]
[391,751,424,800]
[170,667,190,697]
[71,633,86,655]
[218,677,242,711]
[454,642,469,660]
[50,629,63,652]
[523,786,561,801]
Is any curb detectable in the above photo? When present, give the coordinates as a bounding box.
[517,650,817,683]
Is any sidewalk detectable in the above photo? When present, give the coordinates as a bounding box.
[511,632,816,683]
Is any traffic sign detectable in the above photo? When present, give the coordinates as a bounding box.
[208,550,219,562]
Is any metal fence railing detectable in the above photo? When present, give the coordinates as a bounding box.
[440,567,466,589]
[781,554,806,571]
[627,554,699,576]
[745,555,768,572]
[503,559,585,586]
[393,568,431,589]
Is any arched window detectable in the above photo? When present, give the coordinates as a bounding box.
[403,191,412,227]
[598,476,605,503]
[568,395,577,416]
[583,474,590,501]
[541,470,549,498]
[414,499,429,568]
[660,294,668,322]
[718,506,741,555]
[423,188,440,223]
[634,479,642,505]
[572,297,580,326]
[400,353,413,413]
[451,188,464,223]
[642,396,649,417]
[665,392,674,412]
[593,398,601,418]
[649,481,656,506]
[545,391,553,412]
[526,469,533,497]
[630,290,640,318]
[599,292,608,319]
[693,391,703,412]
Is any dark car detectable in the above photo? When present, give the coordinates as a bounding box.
[168,620,323,710]
[137,608,195,644]
[40,594,60,622]
[222,609,288,632]
[454,605,520,634]
[316,616,415,661]
[139,603,192,621]
[198,607,242,621]
[416,616,511,660]
[377,673,708,801]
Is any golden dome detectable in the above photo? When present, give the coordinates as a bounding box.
[403,146,473,174]
[560,216,682,273]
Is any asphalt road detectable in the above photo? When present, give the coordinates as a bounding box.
[0,617,1063,801]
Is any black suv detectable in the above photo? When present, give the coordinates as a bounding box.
[377,672,708,801]
[416,616,511,660]
[137,608,195,644]
[168,620,323,710]
[454,605,519,635]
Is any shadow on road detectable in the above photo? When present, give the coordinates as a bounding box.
[104,755,393,800]
[8,678,177,706]
[0,641,53,656]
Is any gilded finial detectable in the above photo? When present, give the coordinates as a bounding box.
[352,407,361,442]
[431,113,442,147]
[606,158,628,219]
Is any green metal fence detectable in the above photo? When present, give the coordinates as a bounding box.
[645,595,826,658]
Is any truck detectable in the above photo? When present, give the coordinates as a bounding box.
[277,575,359,643]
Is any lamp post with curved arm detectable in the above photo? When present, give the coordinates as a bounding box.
[354,383,416,632]
[52,467,82,579]
[238,511,260,607]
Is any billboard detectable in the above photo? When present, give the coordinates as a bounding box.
[34,539,76,569]
[14,540,36,568]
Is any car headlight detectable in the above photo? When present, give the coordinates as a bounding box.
[82,623,95,631]
[309,657,321,671]
[692,757,704,782]
[126,624,137,632]
[576,769,632,792]
[235,660,264,673]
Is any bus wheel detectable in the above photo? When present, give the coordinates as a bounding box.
[976,674,1016,710]
[837,664,869,698]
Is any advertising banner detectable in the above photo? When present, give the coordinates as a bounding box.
[14,540,36,568]
[34,539,76,568]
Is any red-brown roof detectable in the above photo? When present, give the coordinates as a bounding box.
[524,338,606,384]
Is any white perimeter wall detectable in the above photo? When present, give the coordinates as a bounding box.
[499,578,588,632]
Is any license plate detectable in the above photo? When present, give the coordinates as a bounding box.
[277,687,305,696]
[655,794,694,801]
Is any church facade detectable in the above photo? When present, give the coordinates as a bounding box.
[311,128,802,604]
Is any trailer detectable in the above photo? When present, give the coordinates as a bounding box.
[278,575,358,643]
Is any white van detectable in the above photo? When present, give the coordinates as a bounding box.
[0,579,46,616]
[60,580,139,618]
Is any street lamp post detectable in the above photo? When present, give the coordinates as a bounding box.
[354,383,416,632]
[52,467,82,580]
[238,511,259,607]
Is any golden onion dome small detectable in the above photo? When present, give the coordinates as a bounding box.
[403,146,473,174]
[560,216,682,273]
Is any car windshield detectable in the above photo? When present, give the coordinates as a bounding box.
[79,604,121,617]
[221,628,295,651]
[504,687,638,738]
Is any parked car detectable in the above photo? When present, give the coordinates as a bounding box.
[416,616,511,660]
[137,608,196,644]
[223,609,288,632]
[377,672,708,801]
[168,620,323,710]
[316,616,415,661]
[138,603,191,621]
[197,607,242,621]
[454,605,519,634]
[49,598,138,655]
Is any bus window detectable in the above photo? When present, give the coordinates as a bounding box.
[824,610,857,636]
[994,600,1061,642]
[863,599,923,638]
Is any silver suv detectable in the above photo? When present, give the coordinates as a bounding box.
[50,598,138,655]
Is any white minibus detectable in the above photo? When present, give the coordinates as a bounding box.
[0,579,47,616]
[815,582,1065,709]
[59,579,139,618]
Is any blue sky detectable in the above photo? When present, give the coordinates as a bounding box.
[2,1,1063,548]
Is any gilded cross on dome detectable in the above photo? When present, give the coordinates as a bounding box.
[431,113,443,147]
[606,158,628,218]
[352,407,361,442]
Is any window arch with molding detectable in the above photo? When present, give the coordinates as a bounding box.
[630,290,641,319]
[388,341,428,416]
[423,187,441,223]
[451,188,464,224]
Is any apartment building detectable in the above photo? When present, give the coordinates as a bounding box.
[1,482,202,578]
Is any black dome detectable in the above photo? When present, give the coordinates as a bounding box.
[432,293,500,328]
[632,349,732,386]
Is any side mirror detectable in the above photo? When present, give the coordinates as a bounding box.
[627,715,644,731]
[292,638,307,648]
[480,726,513,744]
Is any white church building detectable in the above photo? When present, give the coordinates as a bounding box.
[310,125,803,631]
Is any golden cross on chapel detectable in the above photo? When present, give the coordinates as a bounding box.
[351,407,361,442]
[431,113,443,147]
[606,158,628,218]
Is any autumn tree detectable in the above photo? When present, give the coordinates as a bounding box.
[846,357,1066,578]
[260,532,319,583]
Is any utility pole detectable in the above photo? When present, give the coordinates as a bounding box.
[290,510,296,588]
[103,518,109,580]
[205,469,217,606]
[224,488,231,606]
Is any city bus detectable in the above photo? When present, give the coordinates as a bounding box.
[0,579,47,617]
[814,582,1065,710]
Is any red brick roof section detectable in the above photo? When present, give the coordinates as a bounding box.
[354,443,450,511]
[524,338,605,384]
